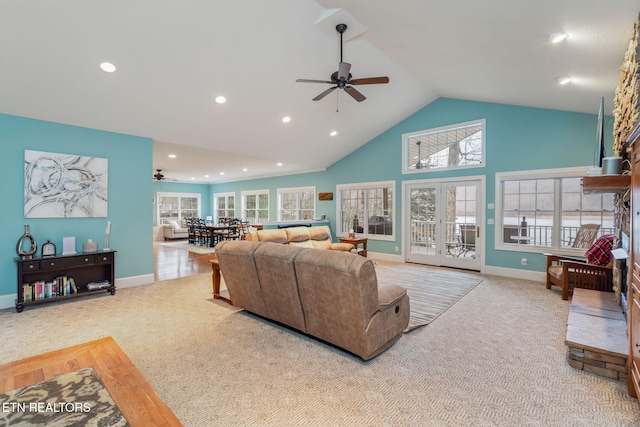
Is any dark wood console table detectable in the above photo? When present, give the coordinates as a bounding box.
[15,250,116,312]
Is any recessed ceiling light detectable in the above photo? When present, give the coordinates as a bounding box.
[277,162,283,166]
[242,168,248,172]
[220,172,225,175]
[168,154,176,159]
[204,174,209,178]
[282,116,291,123]
[330,131,338,136]
[215,96,226,104]
[100,62,116,73]
[190,177,195,180]
[549,33,569,44]
[556,76,572,85]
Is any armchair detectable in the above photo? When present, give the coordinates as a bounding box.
[545,234,615,300]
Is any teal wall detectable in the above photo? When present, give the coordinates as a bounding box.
[211,98,611,273]
[0,113,153,299]
[0,97,610,302]
[152,181,212,226]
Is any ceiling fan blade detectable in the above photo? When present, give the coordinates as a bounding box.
[296,79,334,84]
[349,76,390,85]
[313,86,338,101]
[338,62,351,81]
[344,86,366,102]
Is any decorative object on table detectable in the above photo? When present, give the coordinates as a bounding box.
[24,150,108,218]
[82,239,98,253]
[349,229,355,239]
[62,236,76,255]
[16,224,37,259]
[41,239,56,257]
[103,220,111,251]
[206,216,213,225]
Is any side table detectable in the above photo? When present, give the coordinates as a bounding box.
[208,255,232,305]
[339,237,368,257]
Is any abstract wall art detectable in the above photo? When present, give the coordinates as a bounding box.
[24,150,108,218]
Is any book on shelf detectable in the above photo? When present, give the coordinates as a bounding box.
[22,276,77,302]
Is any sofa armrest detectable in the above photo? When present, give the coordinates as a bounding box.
[330,242,355,252]
[377,284,407,311]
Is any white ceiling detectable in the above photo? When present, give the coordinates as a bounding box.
[1,1,638,184]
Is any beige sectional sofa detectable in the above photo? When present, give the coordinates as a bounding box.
[245,225,354,252]
[215,240,409,360]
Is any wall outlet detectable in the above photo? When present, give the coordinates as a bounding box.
[395,246,399,252]
[521,258,527,265]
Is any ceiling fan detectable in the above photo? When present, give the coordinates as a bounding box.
[296,23,389,102]
[153,169,177,181]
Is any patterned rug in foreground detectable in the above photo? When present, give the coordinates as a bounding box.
[374,262,482,332]
[0,367,129,426]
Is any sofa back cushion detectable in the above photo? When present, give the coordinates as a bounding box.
[294,248,378,356]
[254,242,307,331]
[215,241,267,318]
[308,226,333,249]
[248,229,289,244]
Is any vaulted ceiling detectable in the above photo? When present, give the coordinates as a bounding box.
[1,1,638,183]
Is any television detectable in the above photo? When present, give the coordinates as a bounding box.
[594,96,605,167]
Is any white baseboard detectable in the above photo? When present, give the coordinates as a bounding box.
[482,265,545,282]
[115,274,155,289]
[0,274,155,310]
[368,252,404,263]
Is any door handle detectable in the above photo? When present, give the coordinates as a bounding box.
[477,226,480,238]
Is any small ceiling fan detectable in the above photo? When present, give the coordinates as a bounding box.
[153,169,177,181]
[296,23,389,102]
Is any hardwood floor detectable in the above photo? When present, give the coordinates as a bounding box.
[0,337,182,427]
[154,239,213,281]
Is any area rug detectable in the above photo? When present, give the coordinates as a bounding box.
[0,367,129,426]
[374,261,482,332]
[160,240,216,254]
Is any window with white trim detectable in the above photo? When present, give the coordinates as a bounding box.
[337,181,395,240]
[157,192,200,225]
[496,168,614,252]
[214,192,235,221]
[242,189,269,224]
[402,119,485,173]
[277,186,315,221]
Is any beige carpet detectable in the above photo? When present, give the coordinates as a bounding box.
[0,266,638,426]
[374,261,482,332]
[159,240,216,254]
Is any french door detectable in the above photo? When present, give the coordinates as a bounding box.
[404,178,484,271]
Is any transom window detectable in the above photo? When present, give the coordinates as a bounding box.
[402,119,485,173]
[242,190,269,224]
[157,192,200,225]
[337,181,395,240]
[214,192,235,221]
[277,186,315,221]
[496,168,614,253]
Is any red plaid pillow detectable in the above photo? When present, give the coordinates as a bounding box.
[584,234,614,266]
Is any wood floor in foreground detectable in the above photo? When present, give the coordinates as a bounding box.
[0,336,182,427]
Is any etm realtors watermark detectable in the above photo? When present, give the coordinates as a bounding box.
[2,402,92,413]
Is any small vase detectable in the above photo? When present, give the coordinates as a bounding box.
[16,225,37,259]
